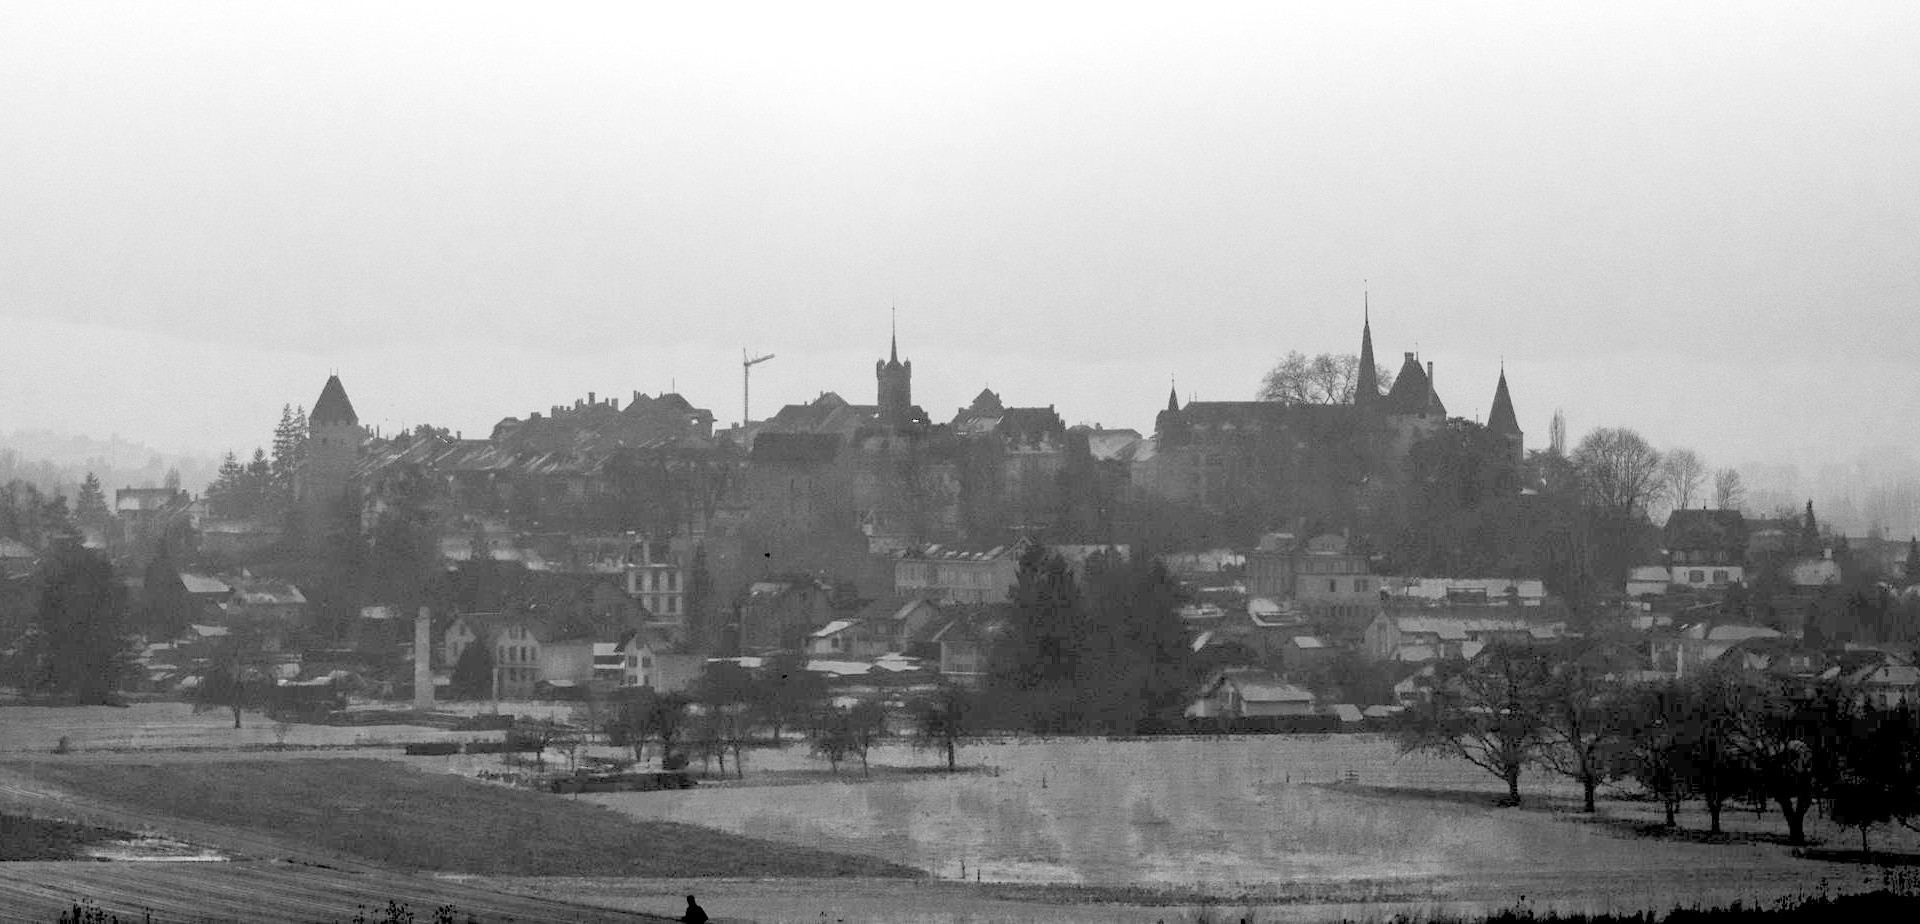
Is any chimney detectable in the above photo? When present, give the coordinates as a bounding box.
[1404,352,1414,364]
[611,397,619,411]
[633,390,641,404]
[589,391,596,405]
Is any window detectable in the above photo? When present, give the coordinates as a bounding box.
[1328,580,1337,593]
[1713,570,1729,584]
[626,655,638,668]
[667,597,678,614]
[1689,570,1705,583]
[1355,579,1368,593]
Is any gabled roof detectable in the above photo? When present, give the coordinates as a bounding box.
[310,375,358,426]
[810,619,858,639]
[0,538,38,559]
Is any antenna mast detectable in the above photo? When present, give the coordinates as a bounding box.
[742,349,775,427]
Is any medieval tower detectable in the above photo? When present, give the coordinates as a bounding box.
[299,374,363,532]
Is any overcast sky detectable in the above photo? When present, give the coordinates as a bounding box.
[3,1,1916,478]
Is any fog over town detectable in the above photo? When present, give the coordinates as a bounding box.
[3,3,1920,923]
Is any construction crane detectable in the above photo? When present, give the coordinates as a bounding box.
[742,349,775,427]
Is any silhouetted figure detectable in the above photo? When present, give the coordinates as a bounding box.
[682,894,709,924]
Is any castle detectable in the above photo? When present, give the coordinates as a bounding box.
[1137,312,1522,529]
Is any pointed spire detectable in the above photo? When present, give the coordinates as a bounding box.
[1488,366,1520,436]
[1355,288,1379,408]
[1167,377,1180,412]
[890,305,898,364]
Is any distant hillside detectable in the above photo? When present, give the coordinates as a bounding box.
[0,429,219,499]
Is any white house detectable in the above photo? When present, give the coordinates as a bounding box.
[1189,668,1315,718]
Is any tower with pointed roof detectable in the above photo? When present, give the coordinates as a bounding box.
[875,318,913,429]
[299,374,364,533]
[1355,296,1380,411]
[1487,366,1523,465]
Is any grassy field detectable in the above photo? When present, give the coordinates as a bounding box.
[582,735,1892,913]
[7,758,920,880]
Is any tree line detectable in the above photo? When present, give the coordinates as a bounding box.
[1398,638,1920,852]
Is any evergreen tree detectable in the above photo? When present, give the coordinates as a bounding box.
[1906,536,1919,586]
[74,473,111,531]
[1801,500,1821,556]
[1076,549,1194,733]
[449,641,494,700]
[139,539,195,641]
[988,544,1083,732]
[685,544,714,653]
[24,544,134,704]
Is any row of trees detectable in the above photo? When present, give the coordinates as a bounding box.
[1399,639,1920,851]
[204,405,308,523]
[586,661,980,779]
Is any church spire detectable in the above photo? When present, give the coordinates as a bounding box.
[1167,377,1180,412]
[890,305,898,364]
[1355,287,1379,408]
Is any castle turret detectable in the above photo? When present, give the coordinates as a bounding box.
[1487,366,1523,464]
[1355,300,1379,410]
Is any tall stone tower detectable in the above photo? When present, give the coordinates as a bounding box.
[875,326,912,429]
[300,374,363,532]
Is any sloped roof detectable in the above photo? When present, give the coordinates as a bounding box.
[1487,371,1519,435]
[1328,703,1365,723]
[1664,509,1748,549]
[0,538,36,559]
[1213,668,1314,703]
[179,573,231,595]
[310,375,358,426]
[750,431,843,464]
[1382,353,1443,416]
[811,619,858,639]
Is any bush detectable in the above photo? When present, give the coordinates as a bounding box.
[402,742,459,756]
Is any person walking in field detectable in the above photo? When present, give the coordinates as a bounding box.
[682,893,709,924]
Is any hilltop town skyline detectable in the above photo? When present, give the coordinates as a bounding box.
[4,3,1917,481]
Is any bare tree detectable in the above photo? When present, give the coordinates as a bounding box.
[1659,449,1707,512]
[1259,352,1388,405]
[1571,427,1666,520]
[1396,643,1554,807]
[1713,468,1746,511]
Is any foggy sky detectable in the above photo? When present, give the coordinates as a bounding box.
[3,1,1916,479]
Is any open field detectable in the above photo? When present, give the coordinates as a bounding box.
[0,702,496,753]
[3,758,918,879]
[6,704,1912,922]
[581,735,1897,917]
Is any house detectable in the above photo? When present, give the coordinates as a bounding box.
[734,578,835,654]
[893,542,1025,604]
[927,605,1008,683]
[1789,551,1841,587]
[1362,612,1564,662]
[1663,509,1748,588]
[0,538,38,578]
[1189,668,1315,718]
[1647,622,1783,679]
[1279,635,1336,677]
[1244,533,1380,635]
[624,537,684,623]
[443,611,599,699]
[593,634,656,689]
[1846,664,1920,710]
[1626,566,1670,597]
